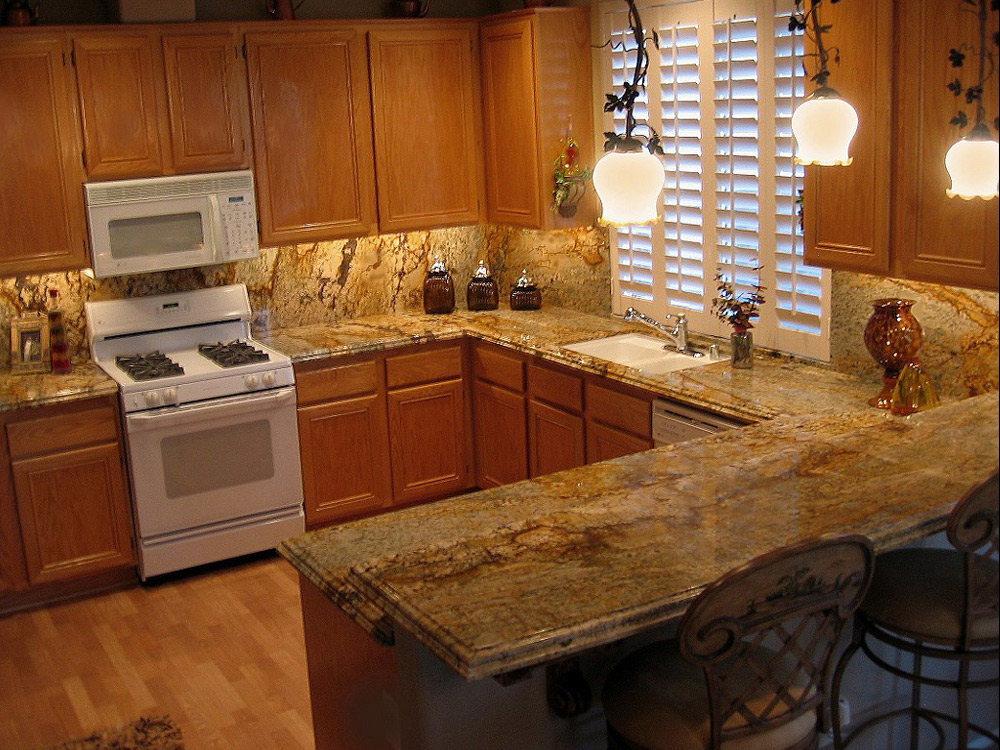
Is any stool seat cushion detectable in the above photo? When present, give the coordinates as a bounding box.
[602,640,817,750]
[860,548,999,644]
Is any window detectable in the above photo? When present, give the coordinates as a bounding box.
[600,0,831,361]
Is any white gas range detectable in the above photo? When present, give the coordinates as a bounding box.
[86,284,304,580]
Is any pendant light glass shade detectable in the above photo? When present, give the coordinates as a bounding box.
[945,124,999,200]
[792,87,859,167]
[593,149,665,226]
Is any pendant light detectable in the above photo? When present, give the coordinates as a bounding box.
[593,0,665,226]
[789,1,859,167]
[943,0,999,200]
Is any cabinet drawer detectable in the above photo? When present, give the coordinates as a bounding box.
[7,407,118,459]
[474,344,525,392]
[296,360,378,406]
[386,345,463,389]
[528,363,583,413]
[586,383,652,438]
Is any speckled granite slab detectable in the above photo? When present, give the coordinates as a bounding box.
[0,363,117,412]
[279,392,998,680]
[261,306,879,422]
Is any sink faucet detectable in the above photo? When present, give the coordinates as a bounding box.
[623,307,698,356]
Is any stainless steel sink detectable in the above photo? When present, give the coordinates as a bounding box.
[562,333,714,375]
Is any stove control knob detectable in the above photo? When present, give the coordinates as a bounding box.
[163,387,178,404]
[145,391,162,407]
[245,374,260,390]
[262,372,276,387]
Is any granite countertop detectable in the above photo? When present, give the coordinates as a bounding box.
[260,306,877,422]
[0,362,118,413]
[279,392,999,680]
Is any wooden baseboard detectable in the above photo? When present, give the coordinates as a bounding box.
[0,566,137,617]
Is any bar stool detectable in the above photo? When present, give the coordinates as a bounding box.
[602,535,874,750]
[831,472,999,750]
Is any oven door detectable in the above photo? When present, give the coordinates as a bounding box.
[88,193,220,278]
[124,386,303,538]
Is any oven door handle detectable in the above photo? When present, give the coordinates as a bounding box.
[126,387,296,432]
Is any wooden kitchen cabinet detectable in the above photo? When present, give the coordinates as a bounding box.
[586,421,652,464]
[1,398,134,605]
[296,359,392,527]
[480,8,595,229]
[245,27,378,244]
[472,343,528,488]
[527,362,585,477]
[0,33,89,276]
[368,24,484,233]
[803,0,998,290]
[74,29,249,180]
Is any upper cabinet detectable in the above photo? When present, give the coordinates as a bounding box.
[0,33,89,276]
[480,8,595,230]
[245,26,378,244]
[73,28,249,180]
[368,23,484,233]
[804,0,999,291]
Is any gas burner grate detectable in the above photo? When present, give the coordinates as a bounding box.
[115,352,184,381]
[198,340,270,368]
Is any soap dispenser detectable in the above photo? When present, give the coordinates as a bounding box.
[466,260,499,311]
[509,269,542,311]
[423,256,455,314]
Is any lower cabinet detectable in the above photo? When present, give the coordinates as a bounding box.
[388,379,468,505]
[586,421,653,464]
[473,380,528,488]
[1,396,135,609]
[297,393,392,526]
[528,400,585,477]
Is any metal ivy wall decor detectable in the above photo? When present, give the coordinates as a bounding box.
[944,0,999,199]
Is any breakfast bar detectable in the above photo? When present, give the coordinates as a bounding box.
[279,390,1000,750]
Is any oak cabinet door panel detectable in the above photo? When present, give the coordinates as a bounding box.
[473,380,528,489]
[528,399,585,478]
[586,420,652,465]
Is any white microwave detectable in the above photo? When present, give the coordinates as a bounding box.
[85,170,260,279]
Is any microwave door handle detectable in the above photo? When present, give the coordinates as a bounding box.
[126,388,295,432]
[207,193,224,261]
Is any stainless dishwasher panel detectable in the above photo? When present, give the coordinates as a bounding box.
[652,398,745,446]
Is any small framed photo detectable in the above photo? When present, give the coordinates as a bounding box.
[10,313,50,374]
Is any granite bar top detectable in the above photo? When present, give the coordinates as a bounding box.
[261,307,876,422]
[0,363,118,413]
[279,392,999,680]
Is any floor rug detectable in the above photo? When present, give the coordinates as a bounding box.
[48,716,183,750]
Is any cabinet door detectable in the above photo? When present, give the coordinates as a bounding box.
[528,400,585,478]
[162,32,249,174]
[891,0,999,291]
[0,460,27,599]
[480,16,541,227]
[298,394,391,526]
[388,379,468,505]
[12,443,134,586]
[369,26,483,232]
[0,35,89,276]
[473,380,528,488]
[74,32,166,179]
[246,28,378,244]
[803,0,893,275]
[586,420,652,465]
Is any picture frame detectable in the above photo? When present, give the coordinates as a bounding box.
[10,313,50,374]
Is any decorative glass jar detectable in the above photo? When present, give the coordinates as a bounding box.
[862,298,923,409]
[509,269,541,311]
[467,260,499,311]
[423,256,455,314]
[730,329,753,369]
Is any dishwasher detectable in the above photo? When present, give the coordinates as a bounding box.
[652,398,746,445]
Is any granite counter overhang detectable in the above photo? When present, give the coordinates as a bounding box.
[259,306,878,423]
[279,392,999,680]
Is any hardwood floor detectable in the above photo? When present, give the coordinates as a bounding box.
[0,553,313,750]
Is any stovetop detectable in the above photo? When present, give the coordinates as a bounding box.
[198,340,270,368]
[116,352,185,381]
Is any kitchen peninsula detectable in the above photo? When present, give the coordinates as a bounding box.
[274,312,1000,750]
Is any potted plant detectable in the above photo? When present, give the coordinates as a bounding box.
[711,269,765,369]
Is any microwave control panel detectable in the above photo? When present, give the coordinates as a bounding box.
[219,193,259,261]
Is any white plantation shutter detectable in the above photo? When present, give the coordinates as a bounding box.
[602,0,830,361]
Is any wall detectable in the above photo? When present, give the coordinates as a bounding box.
[0,224,610,365]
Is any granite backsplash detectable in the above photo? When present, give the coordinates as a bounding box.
[1,223,995,401]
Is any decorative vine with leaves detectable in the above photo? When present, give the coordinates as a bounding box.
[946,0,999,132]
[600,0,664,156]
[788,0,843,87]
[712,269,767,332]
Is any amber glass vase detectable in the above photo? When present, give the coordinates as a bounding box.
[467,260,499,311]
[423,257,455,314]
[862,298,923,409]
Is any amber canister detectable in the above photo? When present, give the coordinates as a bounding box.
[862,298,923,409]
[467,260,499,311]
[423,256,455,314]
[509,269,542,311]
